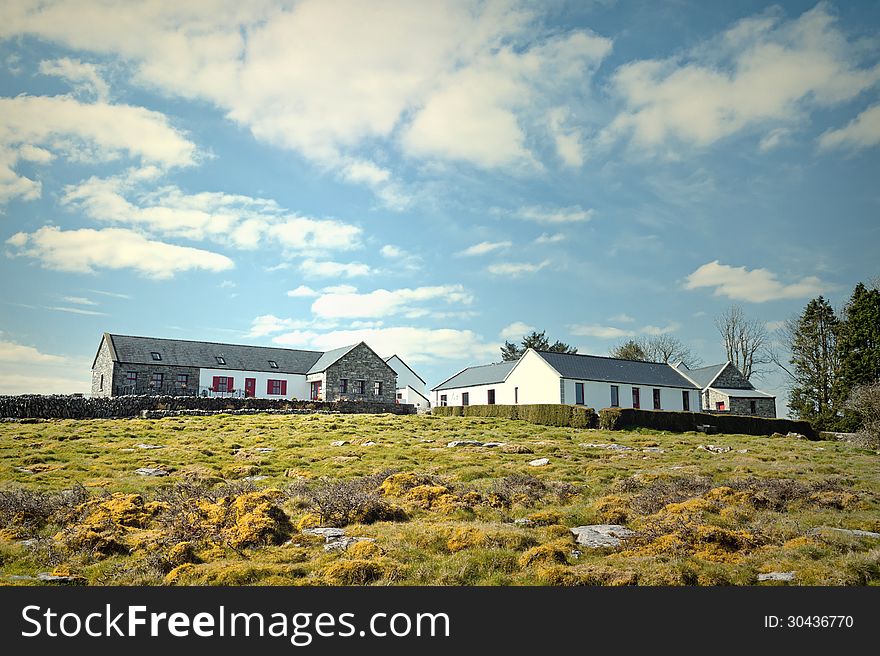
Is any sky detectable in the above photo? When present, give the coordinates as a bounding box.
[0,0,878,414]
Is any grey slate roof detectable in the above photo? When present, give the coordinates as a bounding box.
[385,354,426,385]
[535,351,700,389]
[674,363,728,389]
[106,333,323,374]
[306,344,359,374]
[432,361,517,391]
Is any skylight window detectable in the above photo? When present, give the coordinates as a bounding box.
[216,356,226,365]
[268,360,279,368]
[151,352,162,361]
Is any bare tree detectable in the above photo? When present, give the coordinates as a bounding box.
[640,334,703,367]
[714,305,771,380]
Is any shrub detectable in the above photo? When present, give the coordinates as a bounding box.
[433,404,597,428]
[490,473,548,507]
[538,565,638,586]
[593,495,629,524]
[321,558,398,585]
[291,472,403,526]
[526,510,562,526]
[599,407,623,430]
[0,484,89,537]
[447,527,488,552]
[613,475,714,515]
[347,540,384,559]
[463,405,519,419]
[847,382,880,449]
[518,540,571,568]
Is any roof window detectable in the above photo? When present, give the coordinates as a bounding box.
[216,356,226,365]
[151,352,162,361]
[268,360,279,368]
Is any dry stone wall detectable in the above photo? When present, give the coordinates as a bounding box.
[0,394,414,419]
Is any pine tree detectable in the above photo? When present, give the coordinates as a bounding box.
[787,296,841,429]
[834,282,880,429]
[500,330,577,361]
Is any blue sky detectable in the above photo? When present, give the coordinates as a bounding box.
[0,0,878,414]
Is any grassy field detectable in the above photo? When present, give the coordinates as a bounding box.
[0,412,878,586]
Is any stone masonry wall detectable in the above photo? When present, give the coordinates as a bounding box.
[91,340,114,398]
[0,395,414,419]
[712,363,753,389]
[707,388,776,418]
[324,343,398,404]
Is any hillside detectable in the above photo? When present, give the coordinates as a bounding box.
[1,413,878,585]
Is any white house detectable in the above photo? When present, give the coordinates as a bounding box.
[384,354,431,412]
[432,349,701,411]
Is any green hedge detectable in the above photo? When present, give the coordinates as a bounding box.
[597,407,816,438]
[432,404,598,428]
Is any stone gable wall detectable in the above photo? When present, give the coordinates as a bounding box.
[712,363,753,389]
[323,344,397,404]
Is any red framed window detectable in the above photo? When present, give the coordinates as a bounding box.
[267,379,286,395]
[213,376,233,392]
[632,387,640,409]
[716,401,725,411]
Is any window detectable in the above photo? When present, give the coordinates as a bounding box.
[487,389,496,405]
[682,390,690,411]
[653,388,661,410]
[750,400,757,415]
[268,360,278,369]
[716,401,726,411]
[339,378,348,394]
[374,381,383,396]
[610,385,619,407]
[575,383,585,405]
[215,355,226,365]
[267,379,286,395]
[632,387,640,409]
[151,372,164,388]
[177,374,189,388]
[440,394,448,406]
[354,380,365,394]
[397,393,402,400]
[462,392,469,406]
[514,387,519,404]
[213,376,231,392]
[125,371,138,386]
[150,351,162,361]
[99,374,104,391]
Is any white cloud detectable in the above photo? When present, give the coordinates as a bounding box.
[0,338,66,363]
[311,284,473,319]
[271,325,499,365]
[44,305,107,316]
[0,1,611,197]
[534,232,565,244]
[569,321,681,339]
[758,127,792,151]
[457,240,512,257]
[88,289,132,299]
[609,313,635,323]
[321,284,358,294]
[515,205,594,223]
[39,57,109,100]
[487,260,549,276]
[547,107,584,167]
[380,245,403,258]
[685,260,827,302]
[765,320,786,332]
[300,259,373,279]
[247,314,322,338]
[62,171,364,253]
[0,94,196,204]
[601,4,880,151]
[499,321,535,340]
[7,226,234,279]
[62,296,97,305]
[287,285,319,298]
[818,104,880,151]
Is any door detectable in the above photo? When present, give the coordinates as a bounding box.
[310,380,322,401]
[632,387,640,409]
[244,378,256,398]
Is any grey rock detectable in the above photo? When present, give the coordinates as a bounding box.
[134,467,168,477]
[447,440,484,448]
[136,443,164,449]
[243,475,267,481]
[787,432,807,440]
[758,572,795,582]
[36,573,84,584]
[642,447,665,453]
[18,539,39,548]
[570,524,635,548]
[254,447,274,453]
[482,442,506,448]
[528,458,550,467]
[513,518,535,527]
[698,444,732,454]
[809,527,880,539]
[302,527,347,540]
[580,442,633,451]
[323,536,376,552]
[361,441,377,447]
[330,440,349,446]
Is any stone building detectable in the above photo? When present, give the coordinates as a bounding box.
[672,361,777,418]
[90,333,398,403]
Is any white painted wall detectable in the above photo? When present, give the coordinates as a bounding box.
[398,385,431,411]
[433,382,515,407]
[385,356,426,394]
[198,368,308,399]
[504,349,564,404]
[561,379,697,411]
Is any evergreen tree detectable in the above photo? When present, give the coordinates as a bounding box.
[787,296,841,429]
[500,330,577,361]
[834,282,880,429]
[609,339,648,361]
